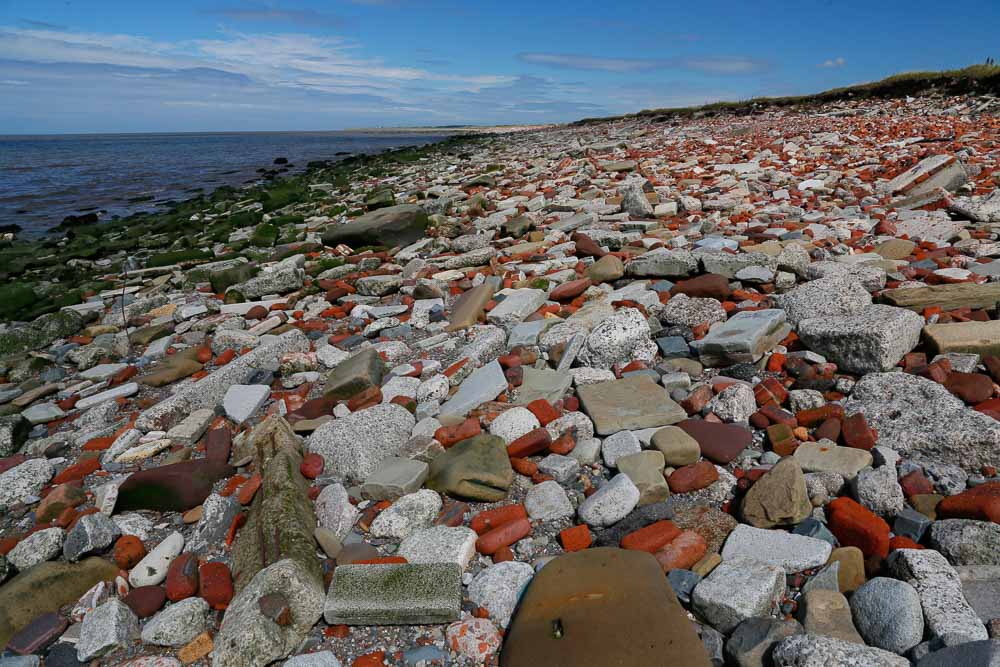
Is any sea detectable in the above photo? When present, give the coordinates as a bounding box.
[0,131,453,236]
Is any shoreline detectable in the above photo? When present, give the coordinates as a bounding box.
[0,132,487,322]
[1,130,468,241]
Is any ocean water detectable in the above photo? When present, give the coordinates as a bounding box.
[0,131,452,235]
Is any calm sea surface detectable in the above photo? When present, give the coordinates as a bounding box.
[0,131,452,235]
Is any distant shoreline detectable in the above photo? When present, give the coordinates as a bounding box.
[342,125,553,135]
[0,125,553,139]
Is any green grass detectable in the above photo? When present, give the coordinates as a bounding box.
[572,64,1000,125]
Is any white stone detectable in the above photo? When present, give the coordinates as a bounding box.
[222,384,270,424]
[129,531,184,587]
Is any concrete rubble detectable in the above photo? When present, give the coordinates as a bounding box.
[3,91,1000,665]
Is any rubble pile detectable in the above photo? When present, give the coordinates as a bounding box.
[3,93,1000,666]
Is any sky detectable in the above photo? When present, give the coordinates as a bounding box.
[1,0,999,134]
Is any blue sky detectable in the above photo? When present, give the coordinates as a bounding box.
[1,0,998,133]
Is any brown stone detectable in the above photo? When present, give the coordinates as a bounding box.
[178,631,214,664]
[549,278,591,301]
[667,461,719,493]
[258,592,292,626]
[676,419,751,464]
[911,494,943,520]
[796,589,864,644]
[123,585,167,618]
[827,546,866,593]
[739,458,811,528]
[671,505,737,554]
[446,284,495,332]
[499,547,711,667]
[944,372,994,404]
[670,274,732,300]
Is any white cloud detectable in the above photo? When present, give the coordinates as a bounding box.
[819,57,846,68]
[518,52,768,75]
[518,53,666,73]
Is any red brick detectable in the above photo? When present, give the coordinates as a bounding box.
[506,427,552,458]
[300,453,324,479]
[51,456,101,485]
[826,497,890,560]
[525,399,560,426]
[198,561,234,610]
[434,417,481,447]
[114,535,146,570]
[841,413,876,450]
[815,417,841,443]
[667,461,719,493]
[165,553,200,602]
[654,531,707,572]
[936,482,1000,523]
[795,404,844,428]
[470,504,527,534]
[559,524,592,552]
[620,520,681,553]
[475,517,531,555]
[899,469,934,498]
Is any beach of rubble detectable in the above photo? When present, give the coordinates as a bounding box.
[2,92,1000,667]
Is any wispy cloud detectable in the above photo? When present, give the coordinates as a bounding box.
[18,18,66,30]
[208,3,344,28]
[818,56,846,68]
[518,52,768,75]
[681,56,767,75]
[518,53,667,73]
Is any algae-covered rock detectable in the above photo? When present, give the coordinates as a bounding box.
[425,434,513,502]
[0,557,119,647]
[0,309,83,358]
[231,416,321,592]
[321,204,429,249]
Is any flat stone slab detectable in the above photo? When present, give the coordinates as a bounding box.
[360,457,429,501]
[924,320,1000,357]
[76,383,138,411]
[440,361,508,417]
[222,385,270,425]
[691,309,790,366]
[513,367,572,405]
[721,524,833,573]
[80,364,128,382]
[882,282,1000,312]
[883,153,967,198]
[793,441,872,481]
[500,548,711,666]
[323,563,462,625]
[577,375,686,436]
[486,289,546,326]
